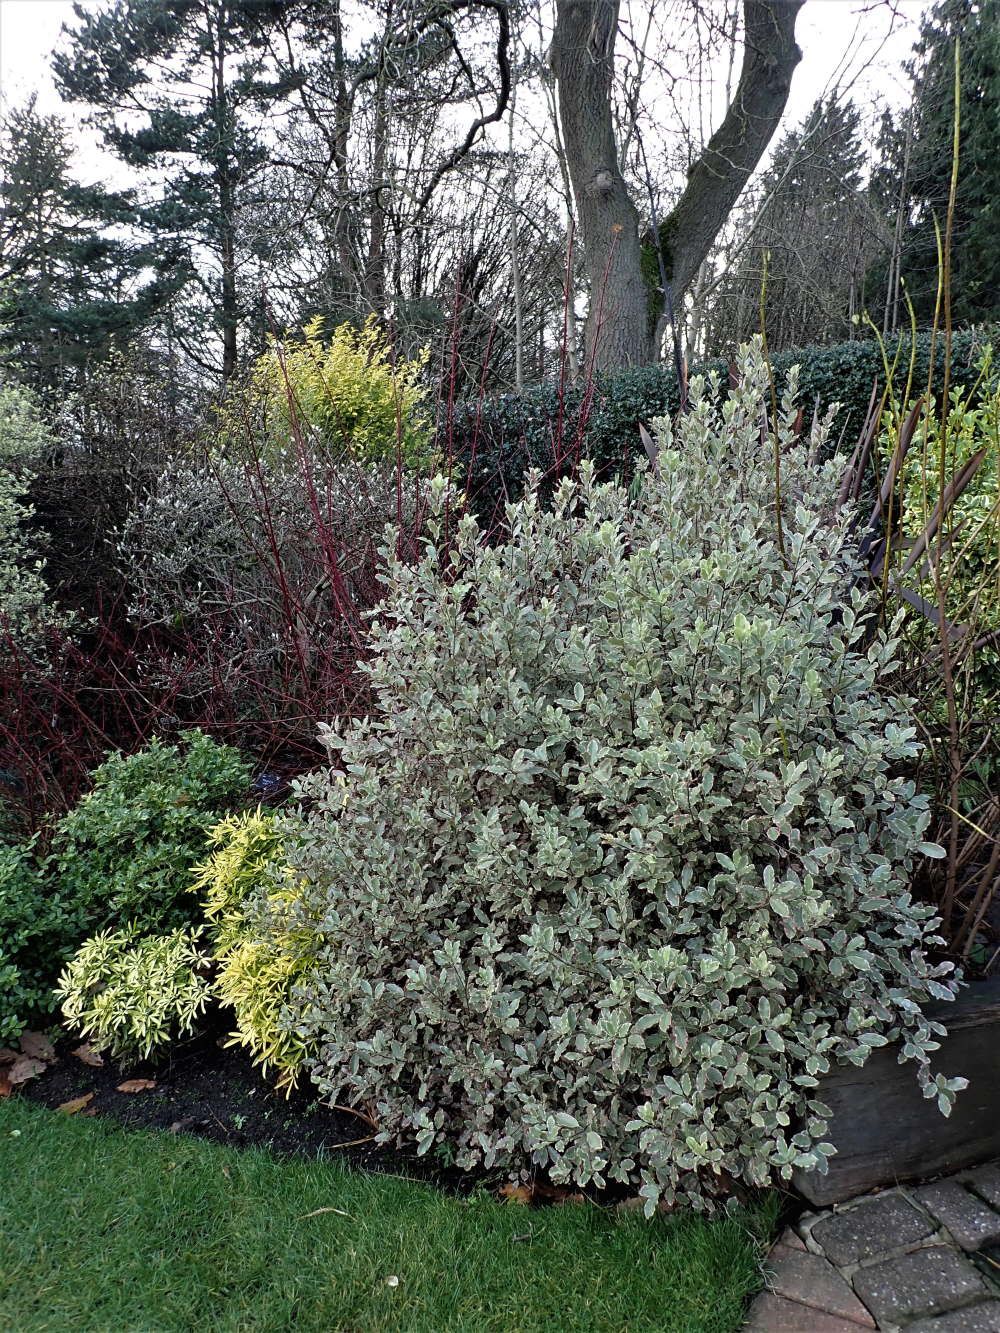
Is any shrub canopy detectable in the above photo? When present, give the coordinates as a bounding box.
[281,345,962,1211]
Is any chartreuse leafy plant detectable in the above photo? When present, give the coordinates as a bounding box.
[196,810,317,1084]
[55,807,314,1070]
[226,315,433,469]
[280,342,963,1213]
[51,731,251,937]
[56,926,212,1061]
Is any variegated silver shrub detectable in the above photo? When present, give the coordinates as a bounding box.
[282,343,963,1212]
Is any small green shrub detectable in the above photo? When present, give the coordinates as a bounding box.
[0,840,76,1042]
[221,315,433,469]
[197,810,316,1084]
[282,343,963,1212]
[57,926,212,1061]
[51,731,251,937]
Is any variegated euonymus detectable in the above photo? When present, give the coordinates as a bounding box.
[282,342,963,1212]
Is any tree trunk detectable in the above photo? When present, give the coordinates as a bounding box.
[551,0,649,371]
[552,0,804,372]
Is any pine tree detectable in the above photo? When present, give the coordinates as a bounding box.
[0,99,170,398]
[702,97,884,353]
[53,0,302,384]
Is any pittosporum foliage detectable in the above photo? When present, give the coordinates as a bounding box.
[280,343,963,1212]
[218,317,434,470]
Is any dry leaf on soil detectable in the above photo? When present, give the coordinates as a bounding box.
[57,1093,95,1115]
[20,1031,56,1062]
[116,1079,157,1093]
[8,1056,47,1085]
[72,1043,104,1068]
[0,1071,12,1098]
[0,1047,19,1065]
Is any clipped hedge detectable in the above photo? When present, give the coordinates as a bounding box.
[446,329,994,521]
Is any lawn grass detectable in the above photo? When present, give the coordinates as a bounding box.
[0,1099,777,1332]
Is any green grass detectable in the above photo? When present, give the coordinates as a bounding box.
[0,1099,777,1332]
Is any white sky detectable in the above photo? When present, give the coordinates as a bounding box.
[0,0,929,187]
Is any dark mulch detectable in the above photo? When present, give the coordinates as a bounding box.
[17,1020,494,1197]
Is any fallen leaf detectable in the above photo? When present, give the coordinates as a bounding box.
[72,1043,104,1068]
[0,1072,11,1098]
[221,1165,231,1179]
[8,1056,46,1085]
[384,1276,400,1289]
[81,1108,98,1117]
[0,1047,19,1065]
[169,1117,195,1135]
[499,1183,533,1205]
[19,1031,56,1062]
[116,1078,157,1093]
[57,1093,95,1115]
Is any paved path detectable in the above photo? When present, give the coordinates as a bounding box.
[745,1164,1000,1331]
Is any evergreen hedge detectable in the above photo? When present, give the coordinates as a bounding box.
[445,329,994,521]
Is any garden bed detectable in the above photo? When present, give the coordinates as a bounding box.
[13,1022,482,1197]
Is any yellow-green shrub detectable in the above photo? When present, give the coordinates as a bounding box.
[225,315,433,469]
[196,811,316,1085]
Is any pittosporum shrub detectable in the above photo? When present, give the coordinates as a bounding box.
[57,926,212,1061]
[51,731,251,937]
[218,315,433,469]
[281,343,963,1212]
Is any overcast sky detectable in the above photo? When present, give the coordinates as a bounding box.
[0,0,929,187]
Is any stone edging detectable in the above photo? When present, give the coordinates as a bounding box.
[745,1164,1000,1331]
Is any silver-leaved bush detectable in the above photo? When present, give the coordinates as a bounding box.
[280,341,964,1212]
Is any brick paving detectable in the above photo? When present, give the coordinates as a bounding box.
[744,1163,1000,1332]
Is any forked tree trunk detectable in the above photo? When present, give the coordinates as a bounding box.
[552,0,804,372]
[550,0,648,370]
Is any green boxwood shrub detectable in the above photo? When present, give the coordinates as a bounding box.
[448,329,994,521]
[281,344,963,1212]
[50,731,252,938]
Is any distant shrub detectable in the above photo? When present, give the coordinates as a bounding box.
[116,451,421,633]
[51,732,251,937]
[896,362,1000,704]
[57,926,211,1061]
[281,344,962,1211]
[197,810,316,1084]
[222,315,433,469]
